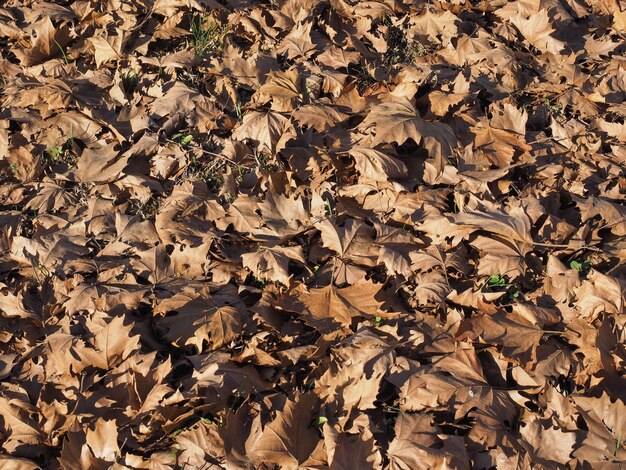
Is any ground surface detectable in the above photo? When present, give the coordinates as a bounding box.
[1,0,626,468]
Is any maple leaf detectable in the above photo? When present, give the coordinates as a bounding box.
[472,102,531,167]
[317,328,395,415]
[388,413,470,469]
[315,218,378,284]
[231,110,295,154]
[573,195,626,236]
[510,10,565,55]
[519,417,576,466]
[458,310,552,364]
[89,33,125,68]
[409,271,450,307]
[292,104,349,132]
[573,393,626,462]
[80,314,141,370]
[241,245,307,284]
[449,205,534,244]
[3,0,626,464]
[154,283,243,352]
[0,386,43,454]
[349,147,408,181]
[574,270,625,321]
[409,8,459,46]
[12,16,72,66]
[246,394,324,469]
[279,279,384,330]
[325,427,383,468]
[471,235,531,279]
[256,69,303,112]
[360,99,457,165]
[85,419,119,462]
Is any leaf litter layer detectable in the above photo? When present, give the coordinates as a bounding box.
[0,0,626,468]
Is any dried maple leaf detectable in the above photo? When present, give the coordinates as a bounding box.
[80,313,141,370]
[458,309,551,364]
[246,393,324,469]
[519,417,576,466]
[89,33,125,68]
[408,271,450,307]
[360,99,457,165]
[472,103,531,167]
[85,419,119,462]
[256,69,303,112]
[450,205,534,244]
[317,328,395,417]
[279,279,384,330]
[574,270,625,321]
[471,235,531,279]
[0,385,43,454]
[324,426,383,468]
[510,10,565,55]
[573,392,626,463]
[388,413,470,469]
[349,147,408,181]
[154,283,243,352]
[292,104,349,132]
[175,421,226,468]
[231,110,295,154]
[409,8,459,46]
[12,17,72,66]
[573,195,626,236]
[241,245,307,284]
[315,218,378,284]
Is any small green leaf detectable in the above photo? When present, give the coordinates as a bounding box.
[374,315,382,327]
[487,274,506,287]
[570,261,583,271]
[181,134,193,146]
[315,416,328,425]
[570,260,590,272]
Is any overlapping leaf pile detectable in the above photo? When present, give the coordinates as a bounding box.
[1,0,626,468]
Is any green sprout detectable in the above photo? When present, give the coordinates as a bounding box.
[189,15,229,57]
[53,38,68,65]
[172,133,193,147]
[47,145,64,161]
[121,69,139,94]
[570,259,591,273]
[483,274,522,303]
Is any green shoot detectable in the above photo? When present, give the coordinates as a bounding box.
[570,259,591,273]
[172,133,193,147]
[189,15,229,58]
[48,145,64,161]
[121,69,139,94]
[53,38,69,65]
[324,197,333,216]
[234,103,243,122]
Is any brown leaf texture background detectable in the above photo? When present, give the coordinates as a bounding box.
[0,0,625,468]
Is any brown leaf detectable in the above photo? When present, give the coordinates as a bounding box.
[280,279,384,330]
[360,99,457,164]
[154,283,243,352]
[12,17,72,66]
[350,148,408,181]
[241,245,307,284]
[247,394,324,469]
